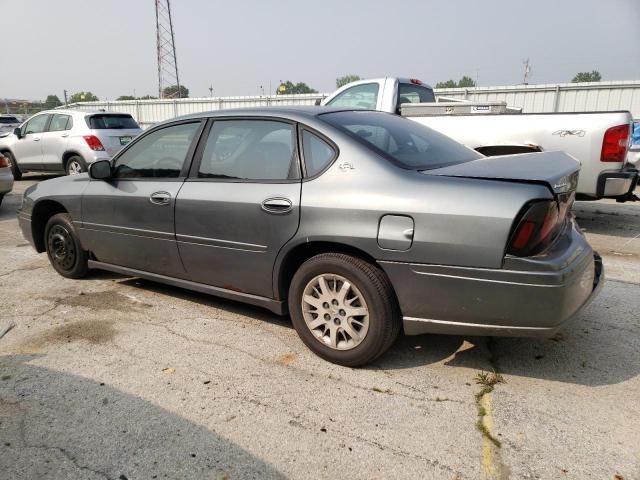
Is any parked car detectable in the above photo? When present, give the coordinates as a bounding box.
[0,115,22,135]
[0,110,142,179]
[627,121,640,169]
[18,107,603,366]
[0,152,14,207]
[322,77,638,202]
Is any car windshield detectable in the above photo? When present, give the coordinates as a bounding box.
[320,110,481,170]
[87,114,139,130]
[0,117,19,124]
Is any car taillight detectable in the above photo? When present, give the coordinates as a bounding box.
[507,200,563,257]
[83,135,105,151]
[0,155,8,168]
[410,78,423,85]
[600,124,630,162]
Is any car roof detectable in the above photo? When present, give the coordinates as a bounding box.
[163,106,378,127]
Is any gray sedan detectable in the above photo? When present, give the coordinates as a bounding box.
[0,152,14,207]
[17,107,603,366]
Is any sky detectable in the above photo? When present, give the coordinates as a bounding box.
[2,0,639,101]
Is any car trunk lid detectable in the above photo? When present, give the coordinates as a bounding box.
[422,151,580,195]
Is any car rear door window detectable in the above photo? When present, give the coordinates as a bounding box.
[301,130,336,177]
[198,120,297,180]
[326,83,379,109]
[48,114,71,132]
[113,122,200,178]
[24,114,49,134]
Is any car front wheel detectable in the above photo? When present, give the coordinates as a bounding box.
[3,151,22,180]
[45,213,89,278]
[288,253,401,367]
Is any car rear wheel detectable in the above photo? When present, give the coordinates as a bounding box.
[288,253,401,367]
[3,151,22,180]
[66,156,87,175]
[45,213,89,278]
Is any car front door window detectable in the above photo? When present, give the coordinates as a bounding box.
[114,122,201,179]
[24,114,49,135]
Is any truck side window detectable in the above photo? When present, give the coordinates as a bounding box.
[327,83,379,110]
[398,84,435,105]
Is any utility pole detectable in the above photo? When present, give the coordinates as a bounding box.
[209,85,214,97]
[155,0,181,99]
[63,89,68,107]
[522,58,532,85]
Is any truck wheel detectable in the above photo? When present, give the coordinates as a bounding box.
[4,151,22,180]
[45,213,89,279]
[66,156,87,175]
[288,253,401,367]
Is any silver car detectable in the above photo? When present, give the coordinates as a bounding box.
[0,152,14,206]
[0,115,22,135]
[0,109,141,178]
[18,108,603,366]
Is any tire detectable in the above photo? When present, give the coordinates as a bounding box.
[65,155,87,175]
[44,213,89,279]
[3,151,22,180]
[0,194,3,207]
[288,253,401,367]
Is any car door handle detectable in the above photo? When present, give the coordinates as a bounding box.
[60,133,69,138]
[149,191,172,206]
[261,197,293,214]
[33,137,41,141]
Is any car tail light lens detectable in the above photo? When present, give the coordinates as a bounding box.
[507,200,564,257]
[83,135,105,151]
[600,124,630,162]
[0,155,8,168]
[410,78,423,85]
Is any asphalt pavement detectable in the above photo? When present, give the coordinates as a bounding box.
[1,177,639,479]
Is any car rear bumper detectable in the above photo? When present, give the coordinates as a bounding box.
[379,219,603,337]
[596,166,638,199]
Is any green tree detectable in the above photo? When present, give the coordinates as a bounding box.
[137,95,158,100]
[336,74,361,89]
[571,71,602,83]
[435,76,476,88]
[276,81,318,95]
[162,85,189,98]
[457,75,476,87]
[69,91,99,103]
[435,80,457,88]
[44,94,62,109]
[116,95,136,101]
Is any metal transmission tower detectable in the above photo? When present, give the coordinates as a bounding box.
[155,0,181,98]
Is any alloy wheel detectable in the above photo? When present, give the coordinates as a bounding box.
[301,273,370,350]
[67,160,83,175]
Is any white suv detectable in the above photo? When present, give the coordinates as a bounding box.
[0,109,142,179]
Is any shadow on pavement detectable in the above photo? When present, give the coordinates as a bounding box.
[573,200,640,239]
[0,354,284,480]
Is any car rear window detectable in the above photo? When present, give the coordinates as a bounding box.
[320,110,481,170]
[87,114,139,130]
[0,117,19,124]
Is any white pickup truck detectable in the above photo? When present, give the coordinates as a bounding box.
[322,77,638,202]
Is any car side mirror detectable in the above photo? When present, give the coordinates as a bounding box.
[89,159,112,180]
[13,127,22,139]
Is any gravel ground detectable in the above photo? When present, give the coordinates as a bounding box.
[1,176,639,480]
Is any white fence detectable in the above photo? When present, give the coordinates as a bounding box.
[435,80,640,118]
[67,80,640,128]
[67,93,324,129]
